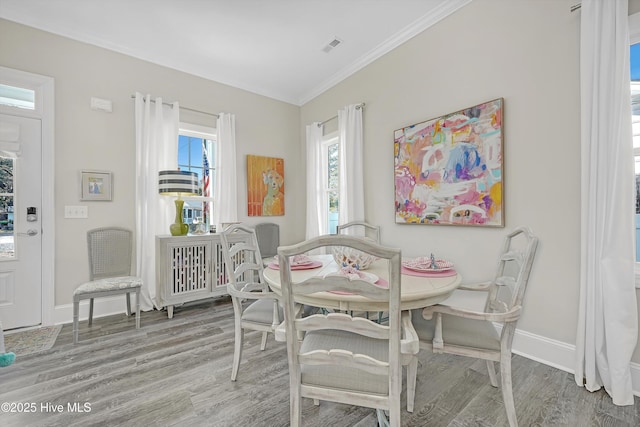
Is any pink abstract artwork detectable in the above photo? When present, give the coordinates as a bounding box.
[394,98,504,227]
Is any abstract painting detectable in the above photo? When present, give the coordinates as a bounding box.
[247,155,285,216]
[394,98,503,227]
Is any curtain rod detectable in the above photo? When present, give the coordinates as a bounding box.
[317,102,366,127]
[571,3,581,12]
[130,94,219,118]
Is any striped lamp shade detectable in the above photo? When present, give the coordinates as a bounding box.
[158,170,199,196]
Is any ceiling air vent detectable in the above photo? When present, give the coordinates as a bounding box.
[322,37,343,53]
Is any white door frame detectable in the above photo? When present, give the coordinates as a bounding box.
[0,66,55,326]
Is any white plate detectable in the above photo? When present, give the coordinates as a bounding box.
[402,258,454,272]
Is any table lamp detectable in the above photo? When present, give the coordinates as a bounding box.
[158,170,199,236]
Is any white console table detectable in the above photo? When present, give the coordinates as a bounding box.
[156,233,246,318]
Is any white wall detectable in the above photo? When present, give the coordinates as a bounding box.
[0,18,302,307]
[301,0,640,365]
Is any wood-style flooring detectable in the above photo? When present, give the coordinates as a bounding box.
[0,298,638,426]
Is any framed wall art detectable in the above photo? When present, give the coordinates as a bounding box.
[394,98,503,227]
[247,155,285,216]
[80,170,113,201]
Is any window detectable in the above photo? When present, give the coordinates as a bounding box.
[630,11,640,285]
[178,123,215,232]
[322,132,339,234]
[0,84,35,110]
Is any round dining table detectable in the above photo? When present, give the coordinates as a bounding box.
[263,255,461,312]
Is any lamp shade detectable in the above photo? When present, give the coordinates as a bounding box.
[158,170,199,196]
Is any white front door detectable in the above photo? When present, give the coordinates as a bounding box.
[0,113,42,329]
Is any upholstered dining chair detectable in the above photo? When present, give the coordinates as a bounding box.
[72,227,142,344]
[409,226,538,427]
[220,224,281,381]
[254,222,280,265]
[278,235,418,426]
[336,220,381,243]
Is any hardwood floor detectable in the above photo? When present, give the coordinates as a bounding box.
[0,298,638,426]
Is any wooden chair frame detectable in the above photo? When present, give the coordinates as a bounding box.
[220,224,281,381]
[410,226,538,427]
[279,235,418,426]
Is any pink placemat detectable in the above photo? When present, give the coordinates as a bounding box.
[267,261,323,270]
[401,266,457,277]
[329,278,389,295]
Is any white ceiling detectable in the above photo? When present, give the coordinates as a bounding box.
[0,0,471,105]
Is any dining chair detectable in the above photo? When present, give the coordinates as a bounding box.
[72,227,142,344]
[409,226,538,427]
[278,235,418,426]
[336,220,381,243]
[220,224,282,381]
[337,221,384,323]
[254,222,280,265]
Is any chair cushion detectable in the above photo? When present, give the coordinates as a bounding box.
[242,298,282,324]
[411,309,501,352]
[299,330,389,395]
[73,276,142,296]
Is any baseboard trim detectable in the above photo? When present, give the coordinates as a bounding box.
[508,326,640,397]
[54,295,136,326]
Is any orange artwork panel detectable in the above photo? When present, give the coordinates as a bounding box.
[247,155,285,216]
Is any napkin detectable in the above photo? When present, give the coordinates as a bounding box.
[324,265,377,283]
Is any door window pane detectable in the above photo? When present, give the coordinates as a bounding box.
[0,157,15,259]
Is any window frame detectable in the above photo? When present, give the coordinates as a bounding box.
[321,131,339,235]
[177,122,216,228]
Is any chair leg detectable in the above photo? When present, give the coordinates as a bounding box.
[260,331,268,351]
[135,289,141,329]
[406,356,418,413]
[88,298,94,326]
[125,292,132,316]
[231,325,244,381]
[290,376,302,427]
[487,360,498,387]
[500,352,518,427]
[73,298,80,344]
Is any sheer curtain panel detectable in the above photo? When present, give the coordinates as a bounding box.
[134,93,179,310]
[212,113,238,230]
[305,122,324,239]
[338,104,365,225]
[575,0,638,405]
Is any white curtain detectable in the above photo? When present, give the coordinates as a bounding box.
[305,122,324,239]
[575,0,638,406]
[134,93,179,310]
[338,104,365,226]
[212,113,237,230]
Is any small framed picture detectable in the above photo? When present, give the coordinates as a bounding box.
[80,170,113,201]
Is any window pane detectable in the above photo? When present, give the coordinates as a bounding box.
[328,190,339,234]
[328,143,339,190]
[0,84,35,110]
[0,158,15,259]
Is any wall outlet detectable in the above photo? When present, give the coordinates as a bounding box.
[64,205,88,218]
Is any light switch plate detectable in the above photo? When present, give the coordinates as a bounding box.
[64,205,88,218]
